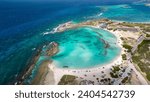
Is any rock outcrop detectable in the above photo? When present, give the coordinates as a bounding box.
[46,42,59,56]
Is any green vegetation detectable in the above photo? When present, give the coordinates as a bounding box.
[107,28,113,30]
[122,54,127,60]
[121,22,135,27]
[110,72,118,78]
[146,72,150,81]
[58,75,77,85]
[120,37,124,40]
[143,27,150,32]
[113,28,117,31]
[122,44,132,52]
[146,34,150,37]
[121,22,149,27]
[112,66,120,73]
[120,22,150,33]
[121,77,128,83]
[132,40,150,81]
[110,66,120,78]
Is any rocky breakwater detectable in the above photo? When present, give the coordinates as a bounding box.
[51,21,74,33]
[32,41,59,85]
[46,42,59,56]
[15,47,42,85]
[16,42,59,85]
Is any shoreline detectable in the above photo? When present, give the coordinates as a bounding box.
[52,26,123,70]
[34,19,149,85]
[48,27,124,85]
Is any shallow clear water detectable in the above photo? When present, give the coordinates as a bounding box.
[0,1,150,84]
[51,27,121,68]
[99,4,150,22]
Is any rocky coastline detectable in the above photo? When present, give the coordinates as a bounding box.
[15,47,42,85]
[15,42,59,85]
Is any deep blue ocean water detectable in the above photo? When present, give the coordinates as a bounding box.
[0,0,150,84]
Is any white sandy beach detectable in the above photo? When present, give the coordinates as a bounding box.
[44,22,148,85]
[47,28,125,85]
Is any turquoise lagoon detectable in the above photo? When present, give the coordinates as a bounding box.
[26,27,121,83]
[1,1,150,84]
[51,27,121,68]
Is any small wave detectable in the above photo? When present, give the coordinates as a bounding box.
[85,12,103,19]
[43,45,46,48]
[32,48,36,51]
[49,26,59,34]
[46,21,73,35]
[43,31,54,35]
[43,32,50,35]
[98,13,103,16]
